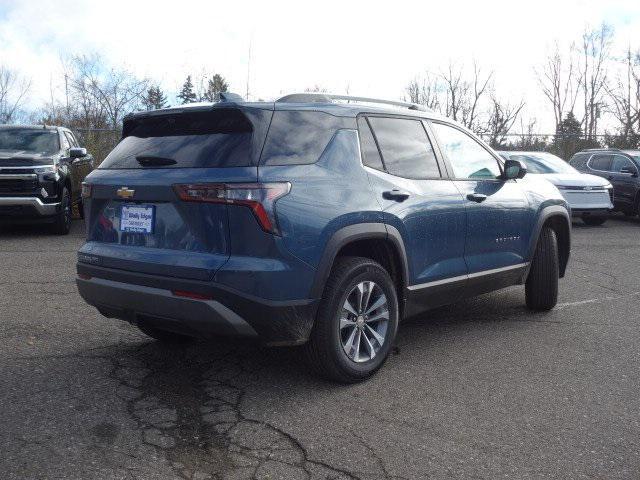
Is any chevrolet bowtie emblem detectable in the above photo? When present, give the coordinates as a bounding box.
[116,187,135,199]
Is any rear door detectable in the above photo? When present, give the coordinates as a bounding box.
[82,106,272,281]
[609,154,638,208]
[586,153,612,181]
[359,115,468,311]
[429,121,533,292]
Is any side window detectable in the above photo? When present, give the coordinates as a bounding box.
[356,116,384,171]
[611,155,637,174]
[367,117,441,179]
[65,132,78,148]
[569,153,588,169]
[431,122,501,179]
[261,111,348,166]
[60,132,70,152]
[588,154,612,172]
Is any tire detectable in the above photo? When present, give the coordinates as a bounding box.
[304,256,399,383]
[582,216,606,226]
[525,227,559,311]
[136,322,194,344]
[51,187,72,235]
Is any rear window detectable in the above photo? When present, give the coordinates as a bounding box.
[569,153,588,168]
[260,111,350,166]
[100,109,254,169]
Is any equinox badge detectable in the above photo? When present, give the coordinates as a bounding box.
[116,187,135,199]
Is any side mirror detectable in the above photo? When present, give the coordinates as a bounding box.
[503,159,527,180]
[620,167,638,177]
[69,147,87,158]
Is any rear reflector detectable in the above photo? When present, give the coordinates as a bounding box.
[172,290,214,301]
[173,182,291,234]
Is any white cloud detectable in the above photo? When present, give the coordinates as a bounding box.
[0,0,638,130]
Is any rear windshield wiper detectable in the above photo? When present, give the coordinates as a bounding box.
[135,155,177,166]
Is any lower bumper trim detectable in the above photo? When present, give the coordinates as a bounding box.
[0,197,60,216]
[77,276,258,338]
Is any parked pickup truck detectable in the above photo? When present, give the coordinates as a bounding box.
[0,125,94,234]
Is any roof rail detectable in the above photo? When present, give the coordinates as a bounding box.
[276,93,428,112]
[582,147,623,152]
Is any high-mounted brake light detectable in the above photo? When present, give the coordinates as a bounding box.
[173,182,291,234]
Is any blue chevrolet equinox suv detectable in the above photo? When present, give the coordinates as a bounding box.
[76,92,571,382]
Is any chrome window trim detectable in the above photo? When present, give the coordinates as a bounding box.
[408,262,530,291]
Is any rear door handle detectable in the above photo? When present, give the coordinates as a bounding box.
[467,193,488,203]
[383,189,410,201]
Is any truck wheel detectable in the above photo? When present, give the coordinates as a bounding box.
[51,187,72,235]
[136,322,194,344]
[304,256,399,383]
[525,227,559,311]
[582,215,606,226]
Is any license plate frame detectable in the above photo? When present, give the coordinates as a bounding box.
[120,204,155,234]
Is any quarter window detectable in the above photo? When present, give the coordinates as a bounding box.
[431,122,501,179]
[367,117,441,179]
[261,111,349,166]
[357,117,384,171]
[588,154,612,172]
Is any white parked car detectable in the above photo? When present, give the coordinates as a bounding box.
[498,151,613,226]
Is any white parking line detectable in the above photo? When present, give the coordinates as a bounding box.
[556,291,640,309]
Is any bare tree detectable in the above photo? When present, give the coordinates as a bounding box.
[536,42,580,130]
[405,73,442,111]
[67,54,148,129]
[605,47,640,142]
[486,95,525,147]
[580,23,613,139]
[0,66,31,123]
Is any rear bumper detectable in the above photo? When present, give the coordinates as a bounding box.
[570,208,610,217]
[76,263,318,346]
[0,197,60,217]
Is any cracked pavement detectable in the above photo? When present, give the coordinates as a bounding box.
[1,217,640,479]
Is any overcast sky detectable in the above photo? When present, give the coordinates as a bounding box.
[1,0,639,131]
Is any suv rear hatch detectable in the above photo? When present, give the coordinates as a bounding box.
[81,104,274,281]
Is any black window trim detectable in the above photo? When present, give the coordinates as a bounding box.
[427,119,506,182]
[357,113,447,181]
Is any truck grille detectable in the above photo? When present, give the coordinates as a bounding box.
[0,178,38,194]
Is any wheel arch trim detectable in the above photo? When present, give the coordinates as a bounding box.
[310,223,410,299]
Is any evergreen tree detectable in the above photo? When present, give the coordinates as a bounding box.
[177,76,197,104]
[201,74,229,102]
[142,86,168,110]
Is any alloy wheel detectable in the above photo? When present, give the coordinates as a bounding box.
[339,281,389,363]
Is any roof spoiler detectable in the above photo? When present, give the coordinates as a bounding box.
[276,93,429,112]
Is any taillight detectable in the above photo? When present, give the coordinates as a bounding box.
[81,182,92,198]
[173,182,291,234]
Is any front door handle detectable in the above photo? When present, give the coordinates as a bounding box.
[383,189,410,201]
[467,193,488,203]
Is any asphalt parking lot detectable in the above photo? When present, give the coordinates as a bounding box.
[1,217,639,480]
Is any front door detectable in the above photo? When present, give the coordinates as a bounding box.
[429,122,533,294]
[609,154,639,210]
